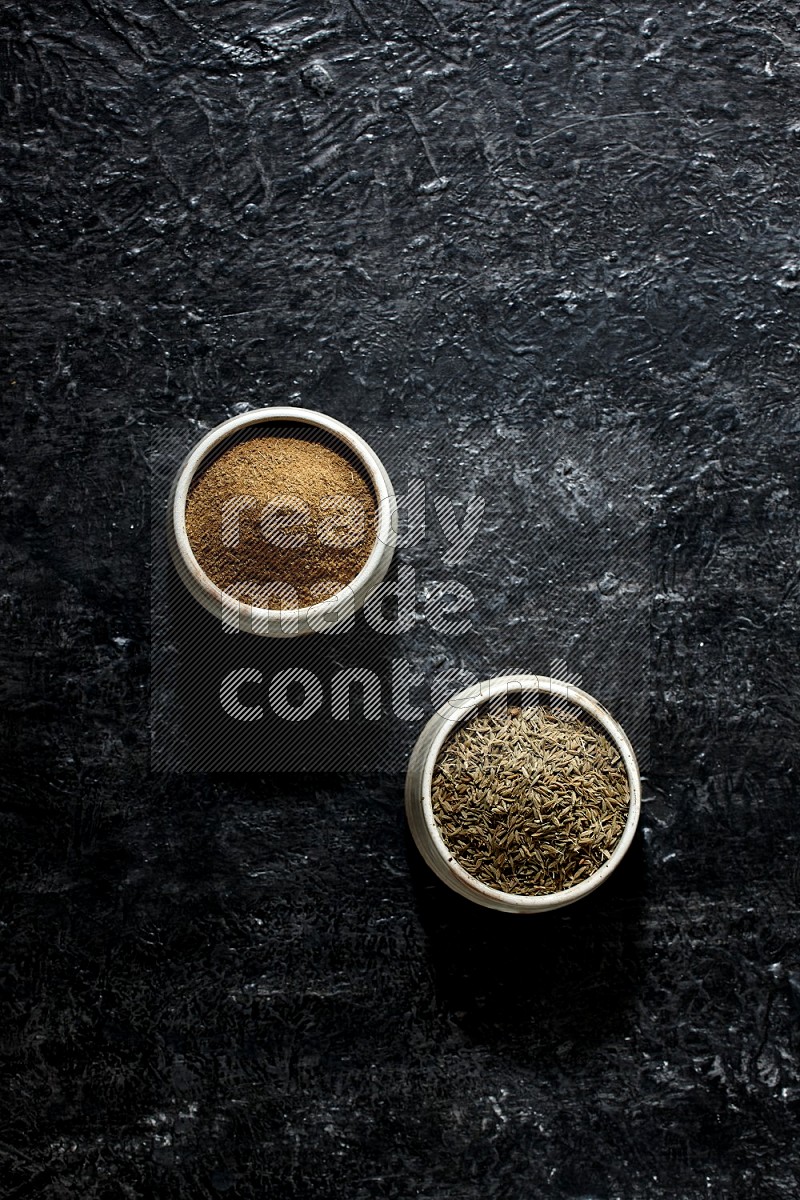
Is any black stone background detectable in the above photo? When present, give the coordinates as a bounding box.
[1,2,799,1198]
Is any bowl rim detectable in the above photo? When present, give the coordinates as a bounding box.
[418,674,641,910]
[169,406,397,629]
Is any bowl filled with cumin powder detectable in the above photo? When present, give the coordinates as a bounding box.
[405,674,641,913]
[168,408,397,636]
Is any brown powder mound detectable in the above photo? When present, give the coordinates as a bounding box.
[185,432,377,609]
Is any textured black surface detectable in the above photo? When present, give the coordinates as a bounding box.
[1,1,799,1198]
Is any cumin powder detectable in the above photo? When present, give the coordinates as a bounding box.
[185,429,377,608]
[431,705,630,896]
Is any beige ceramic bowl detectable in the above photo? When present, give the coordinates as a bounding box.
[405,674,641,913]
[167,407,397,637]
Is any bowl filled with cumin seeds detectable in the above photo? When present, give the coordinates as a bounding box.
[168,407,397,636]
[405,675,641,913]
